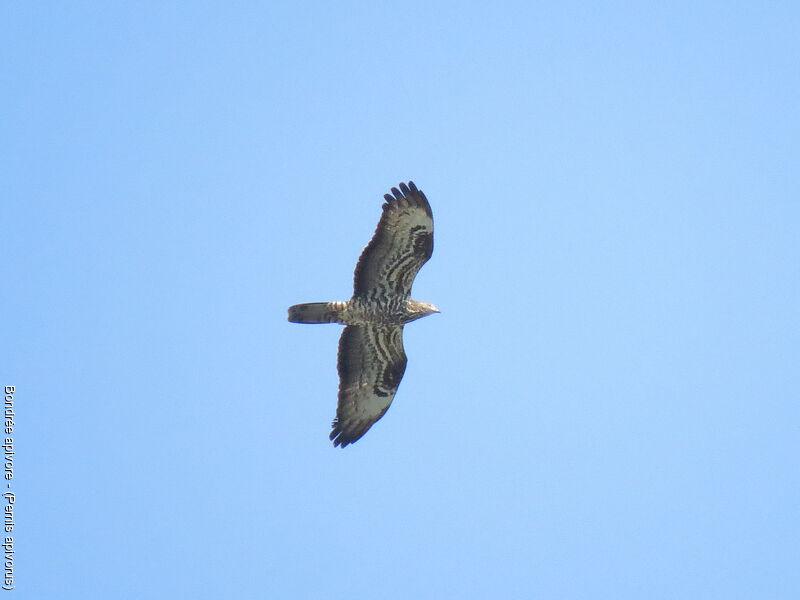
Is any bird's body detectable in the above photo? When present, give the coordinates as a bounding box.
[288,297,436,326]
[288,181,438,447]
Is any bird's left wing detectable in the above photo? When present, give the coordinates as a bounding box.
[331,324,407,447]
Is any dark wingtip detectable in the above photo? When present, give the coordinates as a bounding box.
[400,180,432,217]
[329,420,348,448]
[381,181,431,217]
[329,418,371,448]
[329,432,351,448]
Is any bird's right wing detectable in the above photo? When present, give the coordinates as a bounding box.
[352,181,434,299]
[330,324,407,447]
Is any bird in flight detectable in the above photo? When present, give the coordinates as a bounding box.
[288,181,439,447]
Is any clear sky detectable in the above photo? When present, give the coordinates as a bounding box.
[4,2,799,599]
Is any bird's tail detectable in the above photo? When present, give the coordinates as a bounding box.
[287,301,346,324]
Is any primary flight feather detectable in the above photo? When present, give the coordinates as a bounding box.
[288,181,438,447]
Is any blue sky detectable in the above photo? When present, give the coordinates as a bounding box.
[4,2,799,598]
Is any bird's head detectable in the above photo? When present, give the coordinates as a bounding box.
[406,299,440,322]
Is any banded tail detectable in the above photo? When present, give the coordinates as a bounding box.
[287,301,346,324]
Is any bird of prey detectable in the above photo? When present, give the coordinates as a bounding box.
[288,181,439,447]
